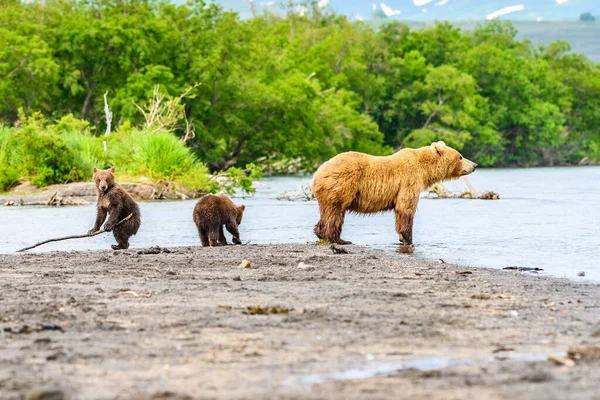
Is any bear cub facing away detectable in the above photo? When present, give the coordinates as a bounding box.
[90,167,141,250]
[193,194,245,247]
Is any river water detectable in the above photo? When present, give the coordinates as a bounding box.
[1,167,599,282]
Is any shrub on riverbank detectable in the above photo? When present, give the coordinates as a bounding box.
[0,115,261,193]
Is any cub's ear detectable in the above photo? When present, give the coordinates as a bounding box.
[109,167,115,173]
[93,167,98,173]
[238,205,246,213]
[430,141,445,156]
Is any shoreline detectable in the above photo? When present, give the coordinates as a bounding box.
[1,244,599,399]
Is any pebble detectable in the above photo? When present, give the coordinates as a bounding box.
[239,260,251,269]
[28,389,64,400]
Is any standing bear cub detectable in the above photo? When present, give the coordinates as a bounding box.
[89,167,141,250]
[312,141,477,246]
[193,194,245,247]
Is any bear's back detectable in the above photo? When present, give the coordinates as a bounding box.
[193,195,235,227]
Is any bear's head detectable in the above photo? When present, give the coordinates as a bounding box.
[430,141,477,180]
[93,167,116,192]
[236,205,246,225]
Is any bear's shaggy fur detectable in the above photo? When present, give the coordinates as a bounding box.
[312,141,477,245]
[89,167,141,250]
[193,194,245,247]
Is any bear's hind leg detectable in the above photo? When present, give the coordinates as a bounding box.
[319,204,351,245]
[225,219,241,245]
[199,228,209,247]
[208,227,221,247]
[313,219,325,240]
[112,228,130,250]
[218,225,229,245]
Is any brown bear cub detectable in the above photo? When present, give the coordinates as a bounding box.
[89,167,141,250]
[193,194,245,247]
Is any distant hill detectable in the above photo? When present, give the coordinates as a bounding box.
[403,20,600,63]
[212,1,600,63]
[216,0,600,21]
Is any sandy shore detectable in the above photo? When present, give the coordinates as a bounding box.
[1,244,599,399]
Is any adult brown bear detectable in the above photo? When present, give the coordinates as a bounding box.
[312,141,477,246]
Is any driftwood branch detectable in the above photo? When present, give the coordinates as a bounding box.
[17,214,133,252]
[462,177,478,196]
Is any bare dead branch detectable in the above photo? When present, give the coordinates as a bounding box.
[17,214,133,252]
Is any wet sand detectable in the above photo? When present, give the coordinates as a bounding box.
[1,244,599,399]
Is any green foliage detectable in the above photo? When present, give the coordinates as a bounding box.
[0,115,85,189]
[128,131,195,179]
[0,116,256,194]
[0,0,599,170]
[0,128,20,190]
[220,163,264,195]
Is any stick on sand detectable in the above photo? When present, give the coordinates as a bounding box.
[17,213,134,252]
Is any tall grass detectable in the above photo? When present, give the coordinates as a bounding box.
[60,130,107,176]
[106,130,195,179]
[0,127,20,190]
[0,123,224,193]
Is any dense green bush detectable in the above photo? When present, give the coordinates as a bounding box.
[0,115,262,194]
[0,116,88,189]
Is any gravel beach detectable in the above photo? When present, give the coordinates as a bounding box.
[1,244,599,399]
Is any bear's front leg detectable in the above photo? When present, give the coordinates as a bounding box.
[89,206,107,235]
[395,195,419,246]
[103,204,123,232]
[395,211,414,245]
[225,219,242,245]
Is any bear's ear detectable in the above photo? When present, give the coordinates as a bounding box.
[109,167,115,174]
[431,141,445,156]
[238,205,246,213]
[93,167,98,173]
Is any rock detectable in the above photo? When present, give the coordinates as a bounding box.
[508,310,519,317]
[330,245,348,254]
[243,306,289,315]
[503,266,544,272]
[137,246,166,255]
[149,391,193,400]
[577,271,585,277]
[567,345,600,360]
[239,260,251,269]
[27,389,64,400]
[297,262,314,270]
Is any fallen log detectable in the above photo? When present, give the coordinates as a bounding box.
[276,183,315,201]
[426,177,499,200]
